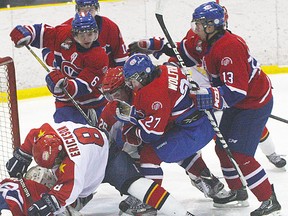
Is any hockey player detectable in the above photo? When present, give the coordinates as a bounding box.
[0,165,82,215]
[172,2,281,215]
[175,17,286,170]
[129,10,286,170]
[0,166,57,216]
[9,12,109,125]
[100,66,223,215]
[100,66,157,215]
[123,16,283,210]
[42,0,128,68]
[117,54,215,164]
[5,120,194,216]
[108,54,222,213]
[6,121,110,215]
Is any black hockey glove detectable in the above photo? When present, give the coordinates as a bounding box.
[6,148,32,177]
[28,193,60,216]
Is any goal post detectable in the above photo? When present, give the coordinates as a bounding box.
[0,56,21,178]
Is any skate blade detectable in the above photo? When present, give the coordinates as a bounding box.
[213,200,249,208]
[269,210,281,216]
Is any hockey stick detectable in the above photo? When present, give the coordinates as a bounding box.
[17,173,34,204]
[155,1,247,188]
[16,173,41,216]
[270,114,288,124]
[25,45,95,126]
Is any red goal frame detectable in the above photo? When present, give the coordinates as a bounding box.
[0,56,21,177]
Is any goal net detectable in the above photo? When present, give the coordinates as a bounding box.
[0,56,20,179]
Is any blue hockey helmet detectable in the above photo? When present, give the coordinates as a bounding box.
[123,54,155,86]
[192,1,225,28]
[76,0,99,8]
[72,12,98,35]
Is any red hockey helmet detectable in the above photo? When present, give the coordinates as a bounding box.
[102,66,125,94]
[32,134,64,169]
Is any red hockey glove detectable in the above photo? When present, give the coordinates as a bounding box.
[122,124,142,147]
[45,70,68,99]
[190,87,224,110]
[128,37,164,55]
[10,25,33,48]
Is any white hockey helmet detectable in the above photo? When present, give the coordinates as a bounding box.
[25,165,57,189]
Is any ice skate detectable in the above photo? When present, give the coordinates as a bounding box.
[213,187,249,208]
[191,168,225,198]
[250,185,281,216]
[119,195,157,216]
[266,153,286,168]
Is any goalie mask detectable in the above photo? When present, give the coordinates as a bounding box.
[25,165,57,189]
[123,54,155,90]
[32,134,64,169]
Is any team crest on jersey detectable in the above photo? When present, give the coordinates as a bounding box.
[151,101,162,110]
[196,40,203,53]
[61,60,81,77]
[61,38,73,50]
[221,57,233,66]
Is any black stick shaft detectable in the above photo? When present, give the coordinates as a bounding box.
[270,114,288,124]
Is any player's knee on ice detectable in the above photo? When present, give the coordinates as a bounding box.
[103,150,142,195]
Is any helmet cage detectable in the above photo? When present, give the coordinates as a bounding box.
[123,54,155,88]
[125,71,149,87]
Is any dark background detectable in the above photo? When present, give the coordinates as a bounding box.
[0,0,71,8]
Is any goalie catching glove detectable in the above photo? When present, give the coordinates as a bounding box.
[115,100,144,125]
[190,87,224,110]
